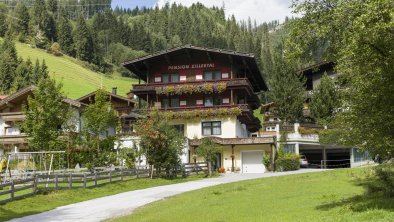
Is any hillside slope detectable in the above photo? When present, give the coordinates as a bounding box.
[14,42,137,99]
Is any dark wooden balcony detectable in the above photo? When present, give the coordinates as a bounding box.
[132,78,256,95]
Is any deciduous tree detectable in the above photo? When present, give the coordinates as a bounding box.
[288,0,394,159]
[195,137,221,176]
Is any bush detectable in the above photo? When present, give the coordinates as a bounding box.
[276,152,300,171]
[50,42,62,56]
[366,162,394,196]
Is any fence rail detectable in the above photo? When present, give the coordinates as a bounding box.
[182,162,208,177]
[0,167,150,205]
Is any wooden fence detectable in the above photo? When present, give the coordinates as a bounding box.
[182,162,208,177]
[0,168,150,205]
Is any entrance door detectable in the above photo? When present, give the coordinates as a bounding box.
[242,151,265,173]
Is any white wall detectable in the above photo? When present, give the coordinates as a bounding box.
[170,116,249,139]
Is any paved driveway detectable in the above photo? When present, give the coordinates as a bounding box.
[9,169,327,222]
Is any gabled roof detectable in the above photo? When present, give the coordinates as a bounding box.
[0,85,87,110]
[76,90,135,104]
[122,44,255,66]
[62,98,86,108]
[0,86,36,109]
[299,61,335,74]
[122,44,267,91]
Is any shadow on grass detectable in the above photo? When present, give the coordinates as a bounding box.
[316,193,394,212]
[0,207,41,221]
[317,170,394,213]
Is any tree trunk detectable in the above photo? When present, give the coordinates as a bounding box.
[150,164,154,179]
[208,161,212,177]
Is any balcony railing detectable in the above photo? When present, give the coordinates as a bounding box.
[0,112,26,122]
[132,78,255,94]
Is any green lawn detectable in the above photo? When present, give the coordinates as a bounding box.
[3,39,137,99]
[111,168,394,222]
[0,175,206,221]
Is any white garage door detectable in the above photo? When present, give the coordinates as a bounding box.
[242,151,265,173]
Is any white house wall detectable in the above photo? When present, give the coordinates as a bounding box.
[170,116,249,139]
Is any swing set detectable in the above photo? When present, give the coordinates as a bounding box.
[1,151,66,183]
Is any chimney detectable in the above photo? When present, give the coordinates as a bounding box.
[112,87,117,95]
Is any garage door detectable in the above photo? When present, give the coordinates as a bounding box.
[242,151,265,173]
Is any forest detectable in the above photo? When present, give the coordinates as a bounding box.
[0,0,293,94]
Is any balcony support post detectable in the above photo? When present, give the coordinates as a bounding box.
[231,145,235,172]
[231,89,234,105]
[146,94,149,109]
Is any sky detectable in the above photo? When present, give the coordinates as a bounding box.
[111,0,294,24]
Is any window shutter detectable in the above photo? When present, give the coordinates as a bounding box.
[154,73,162,83]
[180,71,187,82]
[195,70,203,81]
[222,97,230,105]
[180,96,187,107]
[196,98,204,106]
[221,69,230,79]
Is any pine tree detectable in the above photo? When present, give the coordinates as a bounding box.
[0,54,15,93]
[40,59,49,79]
[260,24,273,77]
[0,3,8,37]
[32,59,41,84]
[21,78,69,151]
[73,15,94,63]
[31,0,56,45]
[268,44,306,123]
[47,0,58,15]
[57,9,75,56]
[310,73,338,123]
[11,60,33,92]
[12,2,30,38]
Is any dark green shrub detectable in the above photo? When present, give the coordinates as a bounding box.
[366,162,394,196]
[276,153,300,171]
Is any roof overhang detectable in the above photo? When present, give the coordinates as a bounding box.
[122,45,268,91]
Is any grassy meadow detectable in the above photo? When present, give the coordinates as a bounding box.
[111,168,394,222]
[3,39,138,99]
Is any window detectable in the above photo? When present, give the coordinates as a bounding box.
[204,96,221,107]
[170,73,180,82]
[170,97,179,107]
[204,97,213,107]
[172,124,185,135]
[162,74,170,83]
[203,71,221,80]
[202,121,221,136]
[162,73,179,83]
[213,97,222,106]
[162,98,179,108]
[162,98,169,108]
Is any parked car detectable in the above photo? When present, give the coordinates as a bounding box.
[299,155,309,168]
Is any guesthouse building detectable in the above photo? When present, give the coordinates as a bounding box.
[123,45,276,173]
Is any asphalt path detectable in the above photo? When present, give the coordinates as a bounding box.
[9,169,328,222]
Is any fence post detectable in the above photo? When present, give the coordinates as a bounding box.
[109,171,112,183]
[55,174,59,190]
[33,174,38,193]
[10,180,14,201]
[120,168,123,181]
[94,172,97,187]
[68,173,72,188]
[83,174,87,188]
[136,168,139,178]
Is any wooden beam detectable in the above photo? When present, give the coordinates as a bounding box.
[206,52,212,61]
[185,48,192,59]
[164,54,171,65]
